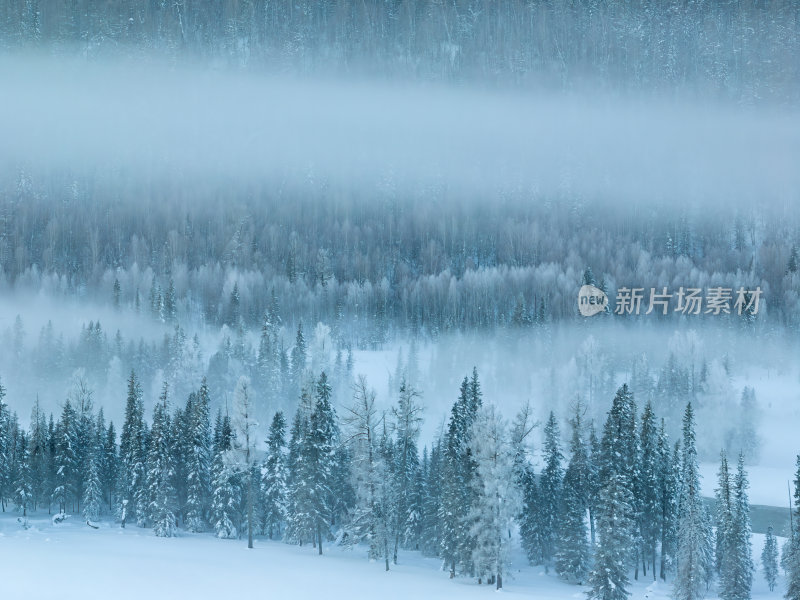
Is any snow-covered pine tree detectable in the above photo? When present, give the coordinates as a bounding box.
[467,404,519,589]
[100,419,118,512]
[391,377,422,562]
[211,410,240,539]
[440,371,483,577]
[588,386,639,600]
[285,386,315,546]
[230,376,259,548]
[146,383,177,537]
[540,410,563,567]
[674,402,713,600]
[761,526,778,592]
[556,406,591,584]
[13,429,33,520]
[307,371,339,554]
[657,420,679,580]
[185,378,212,533]
[290,322,307,397]
[53,399,78,513]
[720,453,752,600]
[343,376,394,569]
[81,417,102,523]
[420,440,443,557]
[260,411,287,539]
[118,371,147,527]
[716,449,734,584]
[29,397,50,511]
[639,401,661,579]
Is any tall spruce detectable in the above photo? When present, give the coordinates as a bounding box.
[260,411,288,539]
[556,406,591,584]
[146,383,177,537]
[540,410,563,567]
[674,403,713,600]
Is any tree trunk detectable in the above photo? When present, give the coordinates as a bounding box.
[317,522,323,555]
[496,573,502,590]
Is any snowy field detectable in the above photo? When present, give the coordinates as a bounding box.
[0,515,784,600]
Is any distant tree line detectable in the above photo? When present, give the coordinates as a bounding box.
[1,0,798,103]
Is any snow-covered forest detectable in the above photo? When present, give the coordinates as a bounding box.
[1,1,800,599]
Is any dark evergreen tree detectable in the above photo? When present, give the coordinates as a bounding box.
[540,410,563,567]
[118,371,147,527]
[185,379,212,533]
[260,411,288,539]
[556,406,590,583]
[674,403,713,600]
[146,383,177,537]
[639,401,660,578]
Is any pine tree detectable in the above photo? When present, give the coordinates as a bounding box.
[440,375,482,577]
[285,387,315,546]
[231,376,258,548]
[29,398,49,511]
[53,400,78,514]
[391,378,423,562]
[639,401,661,579]
[307,371,339,555]
[82,418,102,523]
[100,419,118,512]
[540,410,563,567]
[185,379,212,533]
[721,453,752,600]
[658,421,679,580]
[556,406,591,584]
[716,451,733,578]
[674,403,713,600]
[211,410,240,539]
[762,526,778,592]
[13,430,33,521]
[146,383,177,537]
[588,386,639,600]
[468,404,519,589]
[118,371,147,527]
[260,411,288,539]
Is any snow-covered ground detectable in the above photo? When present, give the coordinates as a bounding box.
[0,515,785,600]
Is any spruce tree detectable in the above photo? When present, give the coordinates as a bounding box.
[260,411,288,539]
[118,371,147,527]
[185,380,212,533]
[53,400,78,513]
[556,407,591,584]
[639,401,661,578]
[787,455,800,600]
[540,410,563,567]
[762,526,778,592]
[588,386,638,600]
[674,403,713,600]
[146,383,177,537]
[723,453,752,600]
[467,404,519,589]
[391,378,422,562]
[82,418,102,523]
[210,411,240,539]
[13,430,33,521]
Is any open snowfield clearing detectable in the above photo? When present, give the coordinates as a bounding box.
[0,515,785,600]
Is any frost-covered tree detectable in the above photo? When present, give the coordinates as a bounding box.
[184,380,212,533]
[260,411,287,539]
[211,410,240,539]
[230,376,258,548]
[639,401,661,579]
[118,371,147,527]
[588,387,639,600]
[146,383,177,537]
[721,453,753,600]
[762,526,778,592]
[343,376,392,568]
[468,404,519,589]
[540,410,563,567]
[14,430,33,520]
[674,403,713,600]
[82,419,102,523]
[391,378,423,561]
[53,400,78,513]
[556,407,591,584]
